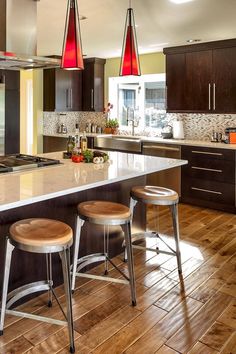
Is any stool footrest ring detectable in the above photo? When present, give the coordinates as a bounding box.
[6,280,53,309]
[74,254,107,273]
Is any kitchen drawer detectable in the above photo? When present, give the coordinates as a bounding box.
[182,145,235,162]
[182,177,235,206]
[182,158,235,183]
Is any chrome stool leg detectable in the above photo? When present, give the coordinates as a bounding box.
[104,225,109,275]
[60,247,75,354]
[171,204,182,274]
[71,216,84,293]
[46,253,53,307]
[123,221,136,306]
[0,238,14,335]
[124,197,137,262]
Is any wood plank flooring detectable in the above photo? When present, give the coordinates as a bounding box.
[0,203,235,353]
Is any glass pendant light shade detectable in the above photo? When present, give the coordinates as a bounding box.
[61,0,84,70]
[120,7,141,76]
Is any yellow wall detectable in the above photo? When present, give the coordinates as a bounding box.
[104,52,165,104]
[20,70,33,154]
[20,69,43,154]
[33,70,43,154]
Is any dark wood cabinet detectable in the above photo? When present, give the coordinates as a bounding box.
[185,50,212,112]
[181,145,236,213]
[213,46,236,113]
[0,70,20,154]
[43,135,94,153]
[164,39,236,113]
[82,58,106,112]
[43,68,82,112]
[166,54,186,111]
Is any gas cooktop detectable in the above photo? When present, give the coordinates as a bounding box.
[0,154,60,173]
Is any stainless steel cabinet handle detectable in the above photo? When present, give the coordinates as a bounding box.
[143,145,180,152]
[70,88,73,109]
[213,83,216,110]
[191,166,222,173]
[91,89,94,109]
[208,83,211,110]
[191,150,223,156]
[66,89,69,108]
[165,86,168,111]
[191,187,222,195]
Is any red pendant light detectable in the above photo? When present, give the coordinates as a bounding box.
[61,0,84,70]
[120,3,141,76]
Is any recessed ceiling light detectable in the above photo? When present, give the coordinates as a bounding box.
[170,0,194,4]
[186,39,201,43]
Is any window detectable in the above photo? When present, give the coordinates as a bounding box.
[108,74,166,130]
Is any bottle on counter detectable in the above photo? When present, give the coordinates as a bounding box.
[67,136,75,156]
[73,135,81,155]
[75,123,80,135]
[80,131,88,152]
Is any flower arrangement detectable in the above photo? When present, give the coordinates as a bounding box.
[103,102,113,119]
[103,103,119,134]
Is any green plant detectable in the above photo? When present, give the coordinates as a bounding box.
[105,119,119,128]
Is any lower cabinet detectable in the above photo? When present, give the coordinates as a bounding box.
[43,136,94,153]
[181,146,236,213]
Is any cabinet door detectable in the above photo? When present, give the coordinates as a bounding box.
[213,47,236,113]
[5,89,20,154]
[166,53,186,112]
[82,58,105,112]
[55,69,71,112]
[71,71,82,111]
[185,50,212,112]
[82,62,95,111]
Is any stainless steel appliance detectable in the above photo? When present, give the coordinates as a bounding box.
[94,136,142,153]
[142,142,181,195]
[0,154,60,173]
[0,0,60,70]
[0,83,5,155]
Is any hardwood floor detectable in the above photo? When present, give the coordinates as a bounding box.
[0,203,235,354]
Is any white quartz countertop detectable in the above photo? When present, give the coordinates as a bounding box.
[140,136,236,150]
[44,133,236,150]
[43,133,107,138]
[0,151,187,212]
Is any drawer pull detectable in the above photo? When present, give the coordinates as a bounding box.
[143,145,180,152]
[191,187,222,195]
[191,150,223,156]
[191,166,223,173]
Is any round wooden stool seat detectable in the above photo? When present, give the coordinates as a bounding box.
[9,218,73,248]
[78,201,131,221]
[131,186,178,205]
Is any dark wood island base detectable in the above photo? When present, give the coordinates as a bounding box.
[0,176,146,300]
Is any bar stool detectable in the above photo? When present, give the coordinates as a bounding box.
[71,200,136,306]
[0,218,75,353]
[125,186,182,274]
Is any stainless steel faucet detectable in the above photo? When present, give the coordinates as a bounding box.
[127,107,138,136]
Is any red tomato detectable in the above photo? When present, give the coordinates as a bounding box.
[72,155,83,163]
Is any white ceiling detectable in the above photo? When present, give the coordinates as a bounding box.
[37,0,236,59]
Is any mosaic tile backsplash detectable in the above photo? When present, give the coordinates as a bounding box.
[43,112,106,135]
[43,111,236,141]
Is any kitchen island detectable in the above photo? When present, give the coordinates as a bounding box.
[0,151,187,294]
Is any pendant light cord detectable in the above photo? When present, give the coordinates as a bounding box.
[129,0,131,9]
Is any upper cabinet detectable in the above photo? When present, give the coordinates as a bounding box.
[82,58,106,112]
[164,39,236,113]
[43,68,82,112]
[43,57,106,112]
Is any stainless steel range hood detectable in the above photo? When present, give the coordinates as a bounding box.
[0,0,60,70]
